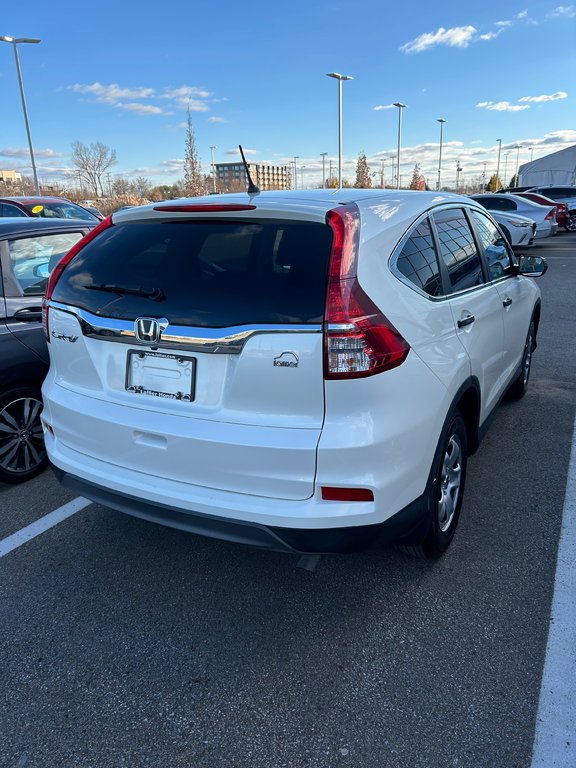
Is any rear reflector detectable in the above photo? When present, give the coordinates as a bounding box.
[323,204,410,379]
[321,487,374,502]
[153,204,257,212]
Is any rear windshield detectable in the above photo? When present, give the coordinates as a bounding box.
[52,218,333,326]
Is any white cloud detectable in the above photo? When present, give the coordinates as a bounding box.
[225,148,257,156]
[479,30,503,40]
[69,82,155,103]
[519,91,568,102]
[495,19,513,27]
[400,25,477,53]
[548,5,576,17]
[162,86,212,100]
[116,102,167,115]
[476,100,530,112]
[373,104,396,111]
[0,146,65,158]
[208,116,227,123]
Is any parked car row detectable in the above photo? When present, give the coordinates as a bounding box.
[0,195,103,223]
[498,185,576,232]
[0,184,559,561]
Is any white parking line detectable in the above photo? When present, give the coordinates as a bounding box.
[0,497,92,558]
[531,414,576,767]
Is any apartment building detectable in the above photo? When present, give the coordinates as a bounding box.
[215,162,291,191]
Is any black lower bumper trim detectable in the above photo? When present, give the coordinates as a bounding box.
[52,466,428,554]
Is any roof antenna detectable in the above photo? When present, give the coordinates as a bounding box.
[238,144,260,194]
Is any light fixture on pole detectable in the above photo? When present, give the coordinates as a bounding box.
[393,102,407,190]
[0,35,41,195]
[436,118,446,191]
[495,138,502,192]
[320,152,328,188]
[514,144,521,185]
[455,160,462,193]
[326,72,354,188]
[293,156,299,190]
[209,145,217,193]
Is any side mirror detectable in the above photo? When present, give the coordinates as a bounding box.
[517,255,548,277]
[33,263,51,278]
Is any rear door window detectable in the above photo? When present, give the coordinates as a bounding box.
[51,219,333,326]
[6,231,85,295]
[432,209,485,293]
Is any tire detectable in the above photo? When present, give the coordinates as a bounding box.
[399,413,468,559]
[508,320,535,401]
[0,387,48,484]
[565,216,576,232]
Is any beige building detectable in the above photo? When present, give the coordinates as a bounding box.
[215,162,291,191]
[0,169,23,187]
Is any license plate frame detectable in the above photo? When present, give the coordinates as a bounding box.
[125,350,196,402]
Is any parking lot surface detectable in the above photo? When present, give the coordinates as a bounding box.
[1,233,575,768]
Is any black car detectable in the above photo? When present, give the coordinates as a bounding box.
[0,217,95,483]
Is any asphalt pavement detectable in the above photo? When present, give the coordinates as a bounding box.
[1,232,575,768]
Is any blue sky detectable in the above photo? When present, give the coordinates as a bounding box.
[1,0,575,190]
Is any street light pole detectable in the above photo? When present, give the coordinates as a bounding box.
[301,166,306,189]
[436,118,446,191]
[1,36,41,195]
[503,153,509,188]
[393,102,407,190]
[455,161,462,193]
[326,72,353,189]
[320,152,328,188]
[495,138,502,192]
[210,145,217,193]
[514,144,521,185]
[293,156,299,189]
[481,162,487,193]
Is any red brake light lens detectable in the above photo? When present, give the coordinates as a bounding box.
[153,204,256,212]
[323,205,410,379]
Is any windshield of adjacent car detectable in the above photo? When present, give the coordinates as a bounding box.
[22,201,98,222]
[7,231,85,295]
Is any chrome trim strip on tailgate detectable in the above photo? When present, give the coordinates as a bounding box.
[48,301,321,354]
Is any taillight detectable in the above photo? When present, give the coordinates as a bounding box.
[323,205,410,379]
[43,215,114,341]
[557,203,567,212]
[545,209,555,220]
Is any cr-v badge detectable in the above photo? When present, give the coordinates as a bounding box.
[273,352,299,368]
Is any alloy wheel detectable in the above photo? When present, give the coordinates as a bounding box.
[0,396,46,477]
[437,435,462,532]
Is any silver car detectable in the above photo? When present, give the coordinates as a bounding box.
[470,193,557,238]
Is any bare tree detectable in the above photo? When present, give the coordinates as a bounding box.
[112,177,131,196]
[354,152,371,188]
[71,141,118,196]
[130,176,153,199]
[183,109,204,197]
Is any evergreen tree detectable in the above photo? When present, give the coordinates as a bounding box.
[354,152,371,188]
[488,174,502,192]
[183,108,204,197]
[409,163,424,190]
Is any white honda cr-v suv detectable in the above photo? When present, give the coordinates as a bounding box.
[41,190,547,557]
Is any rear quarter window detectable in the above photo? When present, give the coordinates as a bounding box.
[51,218,333,327]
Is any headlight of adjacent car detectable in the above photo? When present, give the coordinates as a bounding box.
[508,219,532,227]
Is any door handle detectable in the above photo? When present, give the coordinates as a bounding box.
[502,296,513,307]
[457,314,475,328]
[13,307,43,321]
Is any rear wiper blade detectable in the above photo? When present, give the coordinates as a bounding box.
[84,283,165,302]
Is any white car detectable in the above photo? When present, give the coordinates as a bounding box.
[470,193,557,238]
[41,190,547,558]
[481,210,535,250]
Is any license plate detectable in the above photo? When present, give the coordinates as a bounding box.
[126,350,196,402]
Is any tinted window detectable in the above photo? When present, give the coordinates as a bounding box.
[470,210,514,280]
[22,201,98,221]
[52,219,333,326]
[477,197,515,211]
[0,203,27,217]
[7,231,85,295]
[395,218,442,296]
[432,209,484,293]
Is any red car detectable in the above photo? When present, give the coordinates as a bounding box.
[513,192,569,229]
[0,196,100,222]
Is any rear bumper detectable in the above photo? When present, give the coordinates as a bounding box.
[52,466,428,554]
